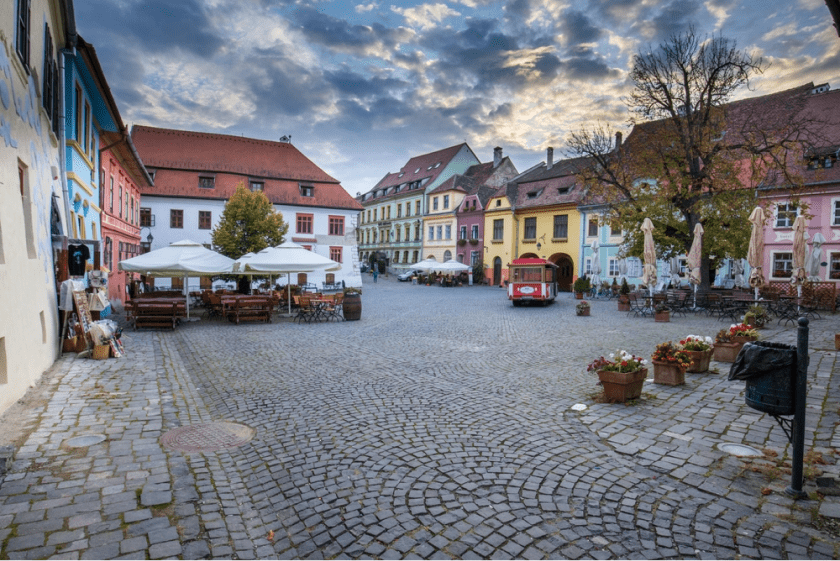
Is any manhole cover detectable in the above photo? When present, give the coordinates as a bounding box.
[719,443,762,457]
[161,422,255,452]
[65,435,107,448]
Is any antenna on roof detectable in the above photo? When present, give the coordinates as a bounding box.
[279,135,292,143]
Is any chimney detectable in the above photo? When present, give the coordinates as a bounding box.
[493,146,503,168]
[546,147,554,170]
[614,132,623,152]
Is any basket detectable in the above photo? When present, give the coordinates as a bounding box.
[62,337,77,353]
[91,345,110,360]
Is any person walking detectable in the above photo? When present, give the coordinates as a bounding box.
[373,268,378,283]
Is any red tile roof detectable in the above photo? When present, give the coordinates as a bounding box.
[365,144,471,200]
[512,156,591,208]
[131,125,362,211]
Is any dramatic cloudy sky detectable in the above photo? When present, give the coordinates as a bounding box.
[75,0,840,196]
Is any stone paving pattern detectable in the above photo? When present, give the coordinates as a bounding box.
[1,276,839,559]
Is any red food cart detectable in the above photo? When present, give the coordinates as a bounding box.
[508,258,558,306]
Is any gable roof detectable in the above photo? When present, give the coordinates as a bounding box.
[131,125,361,210]
[362,144,470,201]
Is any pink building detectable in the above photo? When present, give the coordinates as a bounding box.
[758,84,840,284]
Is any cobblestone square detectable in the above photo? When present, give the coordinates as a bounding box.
[1,276,839,559]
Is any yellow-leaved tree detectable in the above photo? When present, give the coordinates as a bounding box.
[211,183,289,258]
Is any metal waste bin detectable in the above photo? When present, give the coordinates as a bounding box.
[728,341,797,415]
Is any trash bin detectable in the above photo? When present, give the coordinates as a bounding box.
[728,341,797,415]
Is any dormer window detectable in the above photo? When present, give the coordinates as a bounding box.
[300,184,314,197]
[250,180,264,192]
[435,163,440,168]
[556,187,570,195]
[527,189,543,199]
[399,172,404,178]
[415,168,420,174]
[198,176,215,189]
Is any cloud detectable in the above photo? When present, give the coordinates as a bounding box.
[291,6,413,56]
[355,2,378,13]
[559,10,604,46]
[390,3,462,29]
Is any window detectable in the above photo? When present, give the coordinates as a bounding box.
[460,226,467,240]
[471,251,480,266]
[496,199,501,207]
[610,221,621,237]
[608,258,619,277]
[588,217,598,237]
[553,215,568,239]
[471,225,479,239]
[772,252,793,278]
[443,195,449,209]
[523,217,536,240]
[405,204,411,217]
[585,258,592,275]
[445,225,451,239]
[250,181,264,192]
[199,211,211,229]
[776,203,797,228]
[42,24,59,134]
[300,184,314,197]
[428,226,434,240]
[415,224,420,241]
[83,101,90,157]
[15,0,30,69]
[140,208,152,227]
[74,85,82,142]
[834,200,840,226]
[830,253,840,279]
[109,176,114,212]
[329,216,344,236]
[170,209,183,229]
[198,176,215,189]
[374,209,378,221]
[433,197,439,211]
[104,237,112,271]
[493,219,504,240]
[437,226,443,240]
[330,247,342,263]
[387,206,391,219]
[296,213,313,234]
[397,204,402,218]
[415,201,420,214]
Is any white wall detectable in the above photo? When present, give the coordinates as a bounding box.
[141,196,362,290]
[0,3,65,416]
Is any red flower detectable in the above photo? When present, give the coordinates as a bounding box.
[621,360,628,367]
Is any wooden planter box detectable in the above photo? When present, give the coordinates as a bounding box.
[652,361,685,386]
[597,368,647,403]
[713,342,743,363]
[574,292,584,299]
[685,348,713,373]
[577,308,590,316]
[654,311,670,322]
[617,296,630,312]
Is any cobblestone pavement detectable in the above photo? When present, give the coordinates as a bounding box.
[1,275,839,560]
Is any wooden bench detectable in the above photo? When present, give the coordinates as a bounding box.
[226,297,273,324]
[133,302,182,330]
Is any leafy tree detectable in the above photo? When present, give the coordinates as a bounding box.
[567,27,820,288]
[211,183,288,258]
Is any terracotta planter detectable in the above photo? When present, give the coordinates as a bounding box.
[577,308,590,316]
[685,348,713,373]
[652,361,685,386]
[731,335,757,345]
[654,311,670,322]
[617,296,630,312]
[574,292,583,299]
[713,341,743,363]
[597,368,647,403]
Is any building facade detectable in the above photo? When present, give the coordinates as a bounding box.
[131,126,364,289]
[0,0,72,415]
[357,144,480,268]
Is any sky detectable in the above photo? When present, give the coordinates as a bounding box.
[75,0,840,197]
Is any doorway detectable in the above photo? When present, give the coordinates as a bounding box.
[493,257,502,286]
[550,254,574,291]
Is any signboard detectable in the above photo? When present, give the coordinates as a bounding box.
[72,291,93,333]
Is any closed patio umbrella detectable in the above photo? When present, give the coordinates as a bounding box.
[791,215,808,288]
[589,240,602,288]
[641,218,657,298]
[618,258,628,284]
[807,233,826,281]
[686,223,704,307]
[747,207,766,300]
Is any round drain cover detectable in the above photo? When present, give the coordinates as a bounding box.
[161,422,255,452]
[719,443,762,457]
[65,435,107,448]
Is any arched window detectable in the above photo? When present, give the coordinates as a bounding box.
[444,250,452,261]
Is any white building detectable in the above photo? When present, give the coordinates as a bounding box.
[0,0,73,415]
[131,126,363,290]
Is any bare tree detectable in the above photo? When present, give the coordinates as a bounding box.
[568,26,824,289]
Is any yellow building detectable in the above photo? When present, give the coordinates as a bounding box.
[484,149,588,290]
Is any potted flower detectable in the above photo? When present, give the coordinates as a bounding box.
[654,302,670,322]
[457,238,467,247]
[729,323,760,345]
[651,341,691,385]
[713,329,740,363]
[576,301,591,316]
[617,278,631,312]
[587,350,648,403]
[469,238,479,246]
[573,277,590,299]
[680,335,714,372]
[743,304,770,329]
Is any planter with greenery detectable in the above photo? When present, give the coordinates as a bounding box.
[680,335,714,373]
[573,277,590,299]
[743,304,770,328]
[651,341,691,385]
[576,301,591,316]
[587,350,648,403]
[654,302,670,322]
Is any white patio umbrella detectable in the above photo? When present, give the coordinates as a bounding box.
[413,257,440,272]
[686,223,704,307]
[747,207,766,300]
[589,240,602,288]
[669,256,681,288]
[618,258,628,284]
[119,239,235,319]
[807,233,826,281]
[432,259,471,275]
[641,218,657,299]
[791,216,809,309]
[233,240,341,314]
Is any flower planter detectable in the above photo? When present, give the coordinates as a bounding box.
[685,348,713,373]
[577,309,590,316]
[713,341,743,363]
[617,295,630,312]
[731,335,757,345]
[574,292,583,299]
[597,368,647,403]
[652,361,685,386]
[654,311,670,322]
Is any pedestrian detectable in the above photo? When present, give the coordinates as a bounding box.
[373,268,378,283]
